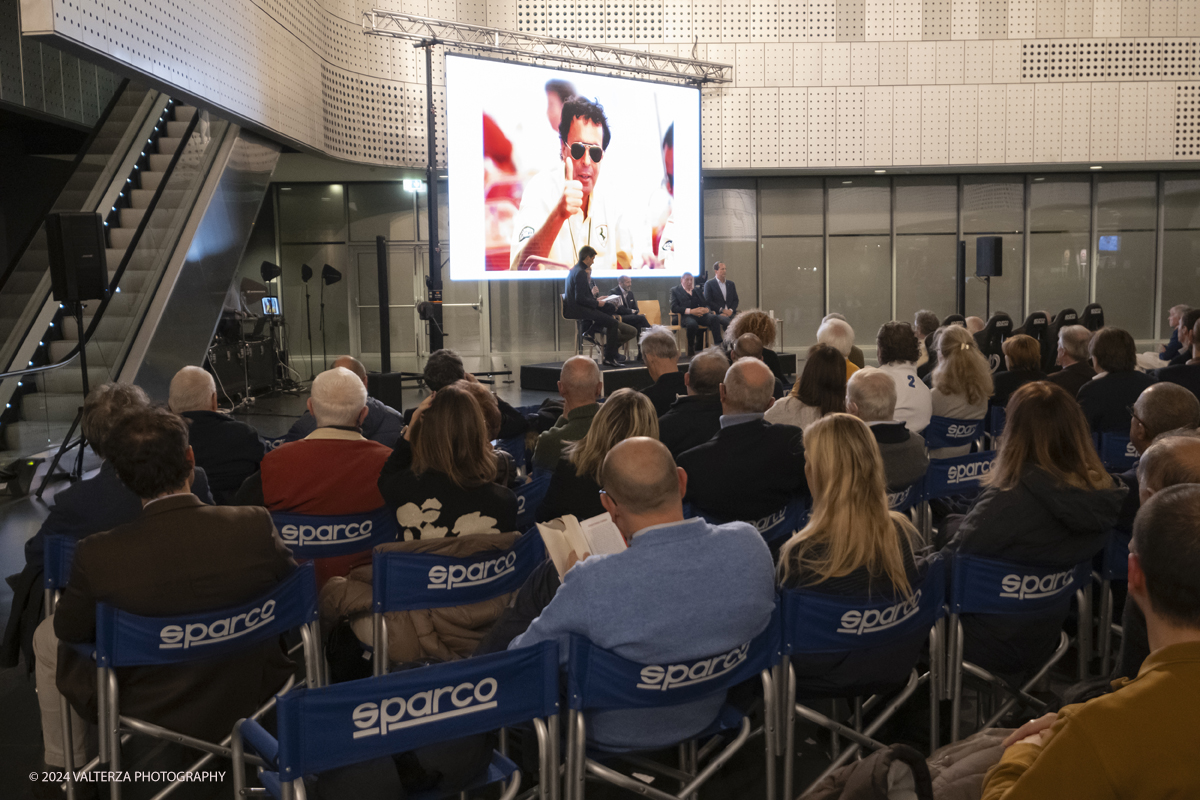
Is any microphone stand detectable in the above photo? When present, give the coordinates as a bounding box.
[304,281,314,380]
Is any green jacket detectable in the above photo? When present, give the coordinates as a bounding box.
[532,403,599,472]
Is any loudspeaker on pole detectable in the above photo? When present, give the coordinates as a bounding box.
[976,236,1004,278]
[46,212,109,303]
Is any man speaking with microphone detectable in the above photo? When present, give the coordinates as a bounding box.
[510,97,639,271]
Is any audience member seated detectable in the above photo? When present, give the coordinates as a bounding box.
[537,389,658,523]
[678,358,809,524]
[1048,324,1096,398]
[929,325,993,458]
[823,313,865,368]
[169,365,263,504]
[285,356,403,447]
[990,334,1048,408]
[765,343,845,429]
[876,321,933,433]
[1114,432,1200,681]
[1136,303,1189,370]
[731,333,785,398]
[608,274,651,357]
[35,408,294,773]
[638,326,685,415]
[1156,316,1200,401]
[778,413,923,692]
[727,309,787,383]
[981,484,1200,799]
[657,347,729,457]
[966,316,985,335]
[402,349,528,439]
[531,356,602,472]
[847,368,929,492]
[1078,327,1155,434]
[459,378,520,489]
[914,309,940,369]
[508,437,776,751]
[236,367,392,586]
[2,384,213,671]
[1161,308,1200,369]
[941,382,1125,677]
[379,382,517,540]
[817,316,861,379]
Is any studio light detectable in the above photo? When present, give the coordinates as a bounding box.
[321,264,343,285]
[301,263,313,283]
[260,261,282,282]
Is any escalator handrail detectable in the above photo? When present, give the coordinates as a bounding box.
[0,78,132,294]
[0,106,202,384]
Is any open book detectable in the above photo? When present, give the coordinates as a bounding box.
[536,512,627,580]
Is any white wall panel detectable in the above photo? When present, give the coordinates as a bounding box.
[1148,81,1176,159]
[722,87,752,165]
[1009,0,1036,37]
[795,41,824,82]
[780,87,809,164]
[636,1,666,41]
[737,42,767,85]
[1037,0,1064,38]
[765,42,795,83]
[702,86,722,167]
[950,83,978,161]
[993,39,1022,82]
[937,40,964,82]
[1090,81,1119,158]
[865,85,893,161]
[923,0,952,40]
[837,86,865,164]
[752,87,781,164]
[953,0,981,38]
[880,41,909,83]
[895,0,923,39]
[752,0,782,40]
[894,85,922,163]
[810,0,838,40]
[1150,1,1178,37]
[978,83,1007,160]
[908,41,937,83]
[979,0,1010,39]
[1175,83,1200,158]
[1034,81,1062,160]
[866,0,894,39]
[693,0,722,38]
[1064,0,1092,36]
[965,39,993,81]
[1061,82,1091,160]
[838,0,867,40]
[1118,82,1146,160]
[852,41,881,83]
[922,84,949,162]
[823,41,852,83]
[1181,0,1200,37]
[1121,0,1149,37]
[780,0,810,41]
[1006,82,1034,161]
[1091,0,1119,36]
[724,0,752,41]
[663,0,693,40]
[809,85,837,164]
[708,43,738,83]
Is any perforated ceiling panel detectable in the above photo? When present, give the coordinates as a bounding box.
[22,0,1200,169]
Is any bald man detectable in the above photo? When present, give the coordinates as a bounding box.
[532,356,603,472]
[732,332,784,399]
[677,359,809,538]
[509,438,775,751]
[282,355,403,447]
[169,365,264,504]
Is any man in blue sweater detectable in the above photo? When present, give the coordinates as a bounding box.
[509,437,775,751]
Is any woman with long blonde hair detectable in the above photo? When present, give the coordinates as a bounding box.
[778,413,920,597]
[536,388,659,522]
[929,325,994,457]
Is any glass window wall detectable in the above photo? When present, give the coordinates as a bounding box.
[1096,175,1156,338]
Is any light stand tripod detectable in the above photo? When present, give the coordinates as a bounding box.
[319,263,342,373]
[35,301,92,499]
[301,263,315,380]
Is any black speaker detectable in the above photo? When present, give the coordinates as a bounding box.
[46,212,109,303]
[976,236,1003,278]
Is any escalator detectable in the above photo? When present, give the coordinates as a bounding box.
[0,81,280,468]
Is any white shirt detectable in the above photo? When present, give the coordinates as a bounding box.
[718,279,727,300]
[877,362,933,433]
[510,167,639,271]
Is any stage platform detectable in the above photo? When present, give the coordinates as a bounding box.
[520,352,797,393]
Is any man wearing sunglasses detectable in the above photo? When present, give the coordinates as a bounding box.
[510,97,640,271]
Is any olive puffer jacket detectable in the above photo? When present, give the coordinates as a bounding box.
[319,531,522,665]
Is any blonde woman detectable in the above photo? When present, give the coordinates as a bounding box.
[727,309,786,383]
[941,381,1125,676]
[929,325,994,458]
[778,413,920,597]
[536,388,659,522]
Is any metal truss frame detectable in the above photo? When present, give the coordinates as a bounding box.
[362,10,732,85]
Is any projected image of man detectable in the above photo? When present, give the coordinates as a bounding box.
[510,97,636,271]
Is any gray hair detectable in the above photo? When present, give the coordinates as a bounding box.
[722,358,774,414]
[816,318,855,357]
[846,367,897,422]
[688,347,729,395]
[1136,383,1200,440]
[639,326,679,362]
[1138,430,1200,493]
[168,366,216,413]
[1058,325,1092,363]
[310,367,368,427]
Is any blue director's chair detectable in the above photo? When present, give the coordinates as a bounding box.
[43,533,77,616]
[916,451,997,543]
[946,555,1093,741]
[687,497,810,556]
[1095,530,1132,675]
[922,415,985,452]
[779,555,946,799]
[371,530,547,676]
[270,506,399,563]
[563,613,780,800]
[515,473,553,531]
[1096,432,1138,472]
[232,640,561,800]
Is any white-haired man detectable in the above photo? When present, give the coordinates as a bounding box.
[169,365,264,504]
[1048,325,1096,399]
[638,326,684,415]
[234,367,392,586]
[847,367,928,492]
[283,355,403,447]
[817,316,861,378]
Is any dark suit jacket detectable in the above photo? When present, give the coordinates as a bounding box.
[563,264,600,317]
[641,370,687,416]
[990,369,1047,408]
[669,285,707,319]
[677,418,809,521]
[1077,370,1156,433]
[1047,360,1097,399]
[657,395,723,457]
[608,285,639,315]
[703,278,738,314]
[535,459,605,523]
[54,494,295,741]
[182,410,265,504]
[1156,362,1200,401]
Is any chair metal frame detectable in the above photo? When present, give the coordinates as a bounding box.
[945,555,1093,742]
[231,641,561,800]
[90,563,323,800]
[562,621,779,800]
[1095,530,1132,675]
